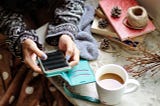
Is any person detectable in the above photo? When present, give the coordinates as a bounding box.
[0,0,98,73]
[0,0,99,105]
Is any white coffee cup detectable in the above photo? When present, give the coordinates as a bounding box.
[95,64,140,105]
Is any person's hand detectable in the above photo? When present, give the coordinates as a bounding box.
[22,39,47,74]
[58,35,80,67]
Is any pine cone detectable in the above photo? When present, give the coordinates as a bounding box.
[100,38,110,50]
[98,18,108,29]
[111,6,122,18]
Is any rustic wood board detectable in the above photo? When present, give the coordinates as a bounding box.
[91,16,118,38]
[91,16,145,50]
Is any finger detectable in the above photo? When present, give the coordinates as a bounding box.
[64,43,74,61]
[69,59,79,67]
[69,48,80,67]
[23,49,43,74]
[24,56,43,74]
[23,39,47,60]
[28,43,47,60]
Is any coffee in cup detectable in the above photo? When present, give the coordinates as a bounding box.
[95,64,140,105]
[98,73,124,90]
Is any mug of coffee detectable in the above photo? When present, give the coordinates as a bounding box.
[95,64,140,105]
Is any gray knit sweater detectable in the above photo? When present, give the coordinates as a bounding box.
[0,0,99,60]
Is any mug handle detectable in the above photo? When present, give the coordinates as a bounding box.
[124,79,140,94]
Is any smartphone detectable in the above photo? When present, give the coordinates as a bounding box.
[38,50,71,77]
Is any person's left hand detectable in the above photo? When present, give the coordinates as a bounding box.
[58,34,80,67]
[22,39,47,74]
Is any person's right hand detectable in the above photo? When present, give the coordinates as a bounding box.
[22,39,47,74]
[58,34,80,67]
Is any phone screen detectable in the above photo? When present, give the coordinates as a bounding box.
[40,50,69,72]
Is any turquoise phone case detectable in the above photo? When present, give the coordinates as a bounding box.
[61,59,96,86]
[39,59,96,86]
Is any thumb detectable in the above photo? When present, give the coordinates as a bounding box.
[29,44,47,60]
[24,39,48,60]
[64,43,74,61]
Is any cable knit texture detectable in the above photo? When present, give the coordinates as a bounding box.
[46,3,99,60]
[0,0,99,60]
[0,7,42,59]
[75,5,99,60]
[45,0,84,45]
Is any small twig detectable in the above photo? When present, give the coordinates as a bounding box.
[125,47,160,77]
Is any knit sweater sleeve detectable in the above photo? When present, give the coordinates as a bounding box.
[0,7,42,59]
[45,0,85,45]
